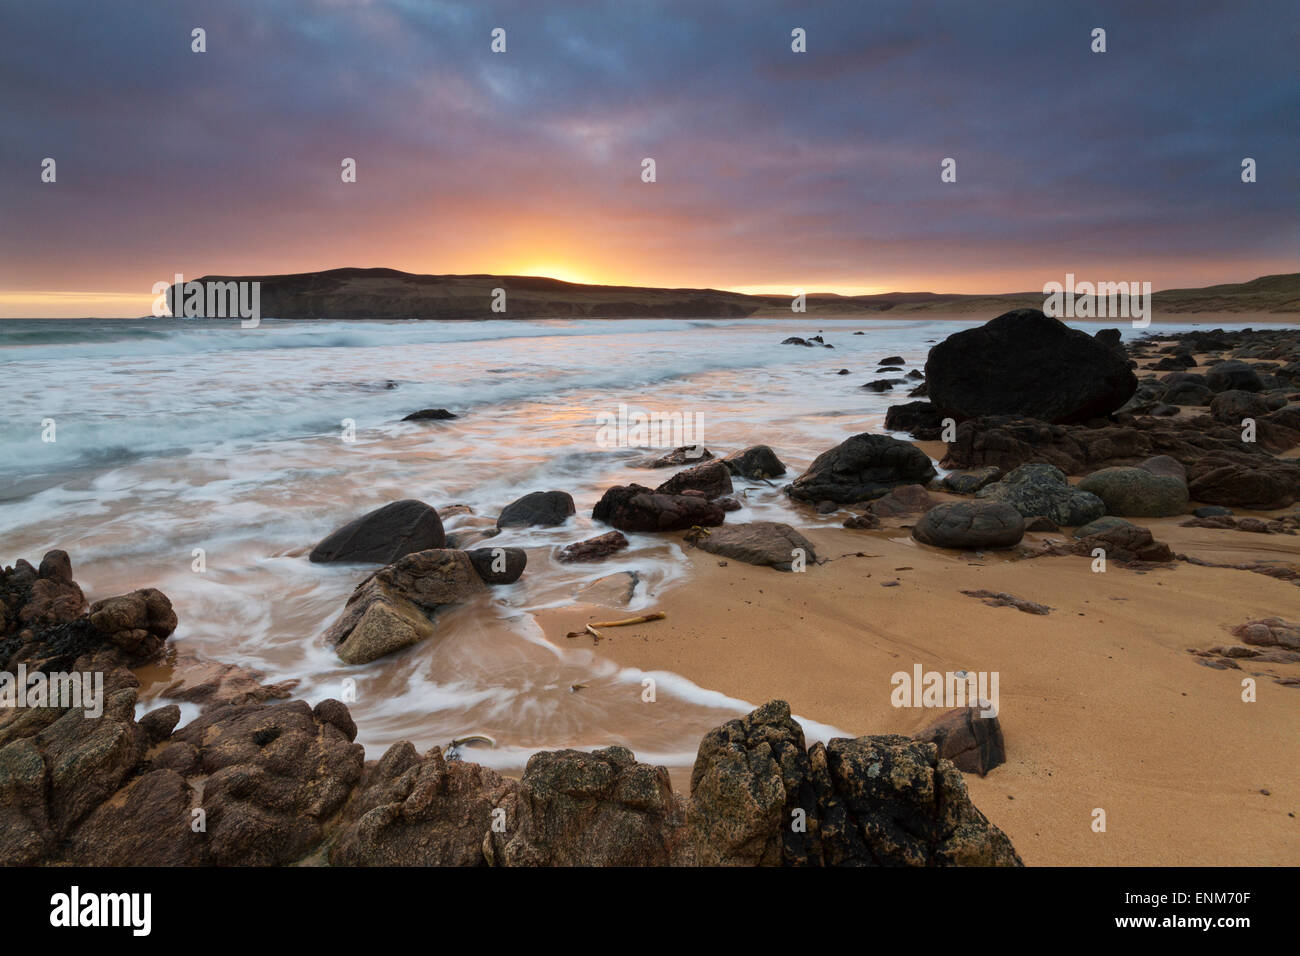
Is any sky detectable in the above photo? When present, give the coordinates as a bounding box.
[1,0,1297,317]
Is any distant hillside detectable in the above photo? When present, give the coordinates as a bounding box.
[166,268,1300,320]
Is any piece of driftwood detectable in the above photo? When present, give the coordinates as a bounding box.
[588,612,666,628]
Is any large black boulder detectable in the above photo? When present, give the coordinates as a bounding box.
[925,309,1137,424]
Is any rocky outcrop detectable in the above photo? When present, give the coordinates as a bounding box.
[884,401,947,439]
[484,747,688,866]
[309,499,446,564]
[496,490,576,529]
[592,484,726,532]
[787,434,937,504]
[684,522,817,571]
[925,309,1137,423]
[331,741,515,866]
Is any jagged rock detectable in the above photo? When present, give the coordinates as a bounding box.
[139,704,181,744]
[592,484,725,532]
[85,589,177,664]
[331,741,515,866]
[843,513,881,530]
[496,490,576,529]
[484,746,687,866]
[689,700,823,866]
[926,309,1137,423]
[1210,389,1269,424]
[976,463,1105,526]
[465,546,527,584]
[323,550,485,664]
[655,460,734,499]
[684,522,816,571]
[913,707,1006,776]
[961,589,1051,615]
[63,769,205,866]
[152,653,298,709]
[787,434,937,504]
[557,531,630,563]
[722,445,787,480]
[912,502,1025,549]
[309,499,446,564]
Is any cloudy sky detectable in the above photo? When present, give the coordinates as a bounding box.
[1,0,1296,316]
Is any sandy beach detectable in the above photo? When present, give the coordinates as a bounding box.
[538,509,1300,866]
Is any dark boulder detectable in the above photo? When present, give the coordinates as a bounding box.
[913,707,1006,776]
[1206,360,1262,393]
[496,490,576,529]
[310,499,446,564]
[722,445,787,480]
[655,460,733,499]
[912,501,1025,549]
[465,546,527,584]
[925,309,1137,423]
[787,434,937,504]
[557,531,630,563]
[401,408,457,421]
[592,485,726,532]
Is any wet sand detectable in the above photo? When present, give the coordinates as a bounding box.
[537,514,1300,866]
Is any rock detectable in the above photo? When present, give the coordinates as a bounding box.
[1068,524,1174,563]
[1163,380,1212,405]
[1136,454,1187,482]
[1187,457,1300,510]
[63,769,205,866]
[884,401,946,439]
[310,499,446,564]
[153,653,298,709]
[169,699,364,866]
[1231,619,1299,650]
[941,467,1001,495]
[484,746,687,866]
[862,379,900,392]
[1194,505,1234,517]
[787,433,937,504]
[139,704,182,744]
[684,522,816,571]
[843,513,880,530]
[84,589,178,663]
[1077,466,1188,517]
[401,408,457,421]
[331,741,515,866]
[689,700,824,866]
[592,485,725,532]
[1210,389,1269,423]
[654,460,734,499]
[465,546,527,584]
[642,445,714,468]
[976,464,1105,526]
[1094,328,1122,350]
[576,571,640,606]
[722,445,787,480]
[323,550,485,664]
[781,337,815,346]
[961,589,1051,615]
[1023,515,1059,532]
[814,734,1022,866]
[913,707,1006,776]
[878,355,904,365]
[912,502,1025,549]
[868,484,936,518]
[1073,516,1135,538]
[1206,360,1262,393]
[925,309,1137,423]
[557,531,630,563]
[496,490,576,529]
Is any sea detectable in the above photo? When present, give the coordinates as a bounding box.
[0,314,1271,775]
